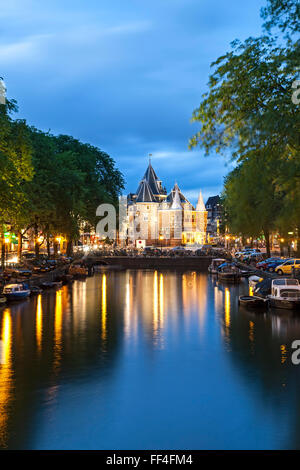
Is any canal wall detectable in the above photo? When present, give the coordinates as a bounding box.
[86,256,213,271]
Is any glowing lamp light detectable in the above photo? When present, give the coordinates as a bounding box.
[280,238,285,243]
[56,237,61,243]
[4,238,10,244]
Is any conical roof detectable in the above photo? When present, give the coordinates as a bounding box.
[142,163,162,195]
[196,191,206,211]
[136,179,155,203]
[170,186,182,210]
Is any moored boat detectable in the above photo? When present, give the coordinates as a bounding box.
[3,283,30,301]
[268,279,300,310]
[217,262,241,283]
[41,281,63,290]
[30,286,43,295]
[218,271,241,283]
[69,265,89,277]
[208,258,226,274]
[239,295,267,309]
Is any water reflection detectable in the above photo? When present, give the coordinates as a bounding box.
[1,271,300,449]
[101,274,107,341]
[0,309,12,448]
[36,295,43,351]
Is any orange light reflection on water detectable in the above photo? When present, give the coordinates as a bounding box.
[0,309,12,448]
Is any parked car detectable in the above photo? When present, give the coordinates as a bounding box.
[257,258,287,272]
[256,257,281,270]
[275,259,300,275]
[235,250,255,259]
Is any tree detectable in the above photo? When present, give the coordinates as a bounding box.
[0,98,33,265]
[53,135,125,254]
[223,153,284,257]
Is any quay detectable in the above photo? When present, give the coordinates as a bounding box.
[84,255,213,271]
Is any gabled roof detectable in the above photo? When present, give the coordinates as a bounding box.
[205,195,221,208]
[136,179,156,203]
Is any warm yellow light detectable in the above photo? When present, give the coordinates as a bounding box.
[280,238,284,243]
[4,238,10,244]
[153,271,158,331]
[225,235,230,240]
[56,237,61,243]
[36,295,43,351]
[37,236,43,243]
[101,274,107,340]
[225,288,230,328]
[159,235,164,240]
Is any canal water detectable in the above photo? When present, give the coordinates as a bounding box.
[0,270,300,450]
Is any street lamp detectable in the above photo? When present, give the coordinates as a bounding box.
[159,234,164,251]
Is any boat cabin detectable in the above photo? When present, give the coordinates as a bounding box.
[3,284,27,293]
[211,259,226,269]
[271,279,300,300]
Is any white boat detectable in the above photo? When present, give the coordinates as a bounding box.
[268,279,300,310]
[3,283,30,301]
[208,258,226,274]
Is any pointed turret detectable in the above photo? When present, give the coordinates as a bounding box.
[170,185,182,210]
[143,162,162,195]
[196,190,206,211]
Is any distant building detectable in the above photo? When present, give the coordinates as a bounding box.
[205,195,222,238]
[127,162,207,247]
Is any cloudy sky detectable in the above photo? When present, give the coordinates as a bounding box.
[1,0,265,204]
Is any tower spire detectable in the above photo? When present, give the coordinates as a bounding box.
[171,184,182,210]
[196,190,205,211]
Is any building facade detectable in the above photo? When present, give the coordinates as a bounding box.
[127,163,207,247]
[205,195,222,240]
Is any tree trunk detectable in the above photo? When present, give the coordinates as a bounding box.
[1,233,5,269]
[53,240,58,258]
[263,228,271,258]
[47,234,51,258]
[66,240,73,257]
[17,232,23,262]
[34,223,39,259]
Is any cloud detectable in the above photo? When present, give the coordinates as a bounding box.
[1,0,264,202]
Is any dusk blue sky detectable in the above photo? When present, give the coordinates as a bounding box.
[2,0,266,204]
